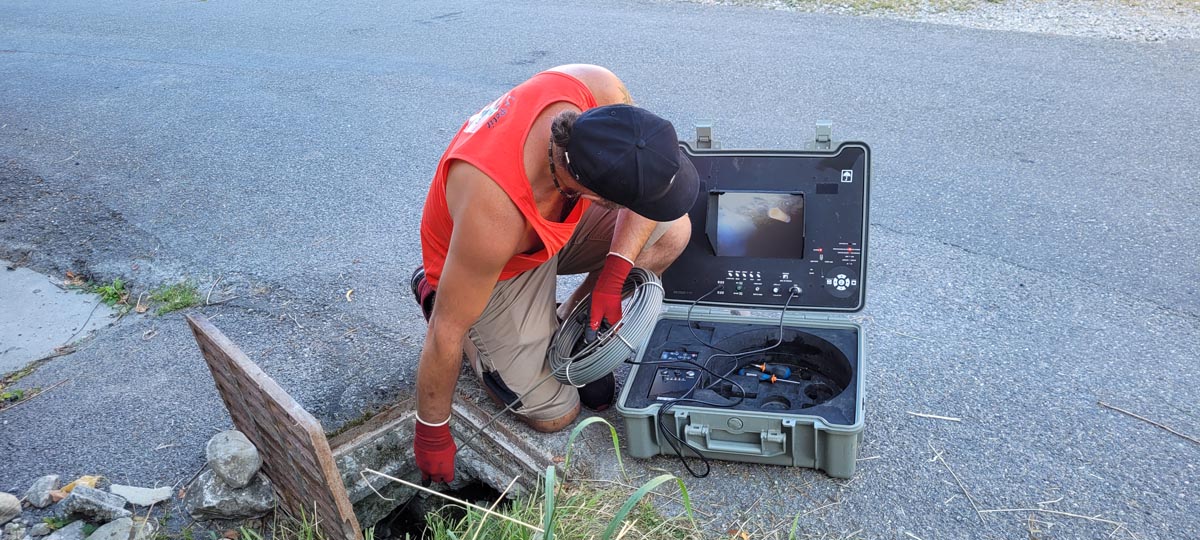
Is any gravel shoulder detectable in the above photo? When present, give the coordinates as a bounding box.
[674,0,1200,41]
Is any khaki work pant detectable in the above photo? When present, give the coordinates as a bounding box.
[462,204,671,422]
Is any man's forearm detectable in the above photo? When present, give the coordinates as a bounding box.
[415,326,465,424]
[610,208,658,261]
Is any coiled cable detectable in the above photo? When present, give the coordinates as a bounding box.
[547,267,664,386]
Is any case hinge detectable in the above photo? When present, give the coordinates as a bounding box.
[694,122,718,149]
[807,121,833,150]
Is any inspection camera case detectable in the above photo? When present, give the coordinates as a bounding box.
[615,126,870,478]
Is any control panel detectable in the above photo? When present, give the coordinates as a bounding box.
[661,142,870,311]
[647,349,702,400]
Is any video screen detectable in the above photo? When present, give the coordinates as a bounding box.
[715,192,805,259]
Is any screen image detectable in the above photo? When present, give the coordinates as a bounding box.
[714,192,805,258]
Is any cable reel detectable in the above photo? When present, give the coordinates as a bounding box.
[547,267,664,387]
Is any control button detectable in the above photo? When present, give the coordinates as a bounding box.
[735,283,744,292]
[727,271,733,278]
[754,286,761,292]
[825,266,857,298]
[772,286,780,294]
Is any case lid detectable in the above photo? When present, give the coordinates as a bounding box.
[660,126,871,312]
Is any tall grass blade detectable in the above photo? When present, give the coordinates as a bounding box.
[601,474,694,540]
[541,465,557,540]
[563,416,627,481]
[789,509,802,539]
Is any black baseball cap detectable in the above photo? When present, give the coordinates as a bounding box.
[564,105,700,222]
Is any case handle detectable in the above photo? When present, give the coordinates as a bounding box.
[683,424,787,457]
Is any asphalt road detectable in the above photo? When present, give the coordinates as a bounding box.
[1,1,1198,538]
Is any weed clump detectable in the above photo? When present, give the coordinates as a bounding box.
[151,282,201,314]
[91,278,129,307]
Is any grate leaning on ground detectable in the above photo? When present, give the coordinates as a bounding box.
[187,314,363,540]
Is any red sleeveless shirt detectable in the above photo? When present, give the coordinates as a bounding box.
[419,71,598,288]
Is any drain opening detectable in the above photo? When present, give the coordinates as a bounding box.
[372,479,507,539]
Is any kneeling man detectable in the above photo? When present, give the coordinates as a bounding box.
[410,64,699,482]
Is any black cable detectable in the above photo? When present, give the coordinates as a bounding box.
[686,284,733,354]
[634,288,800,478]
[703,288,799,390]
[625,356,748,478]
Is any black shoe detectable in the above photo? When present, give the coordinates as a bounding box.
[579,372,616,412]
[410,266,435,321]
[409,267,424,298]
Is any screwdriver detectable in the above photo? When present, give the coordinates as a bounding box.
[757,373,801,385]
[752,363,791,378]
[738,370,802,385]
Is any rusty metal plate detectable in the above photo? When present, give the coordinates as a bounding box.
[187,314,362,540]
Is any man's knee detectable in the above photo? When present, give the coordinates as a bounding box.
[637,215,690,274]
[653,215,691,260]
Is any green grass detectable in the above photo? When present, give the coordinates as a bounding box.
[0,388,33,403]
[421,417,698,540]
[238,419,699,540]
[424,480,698,540]
[150,281,201,314]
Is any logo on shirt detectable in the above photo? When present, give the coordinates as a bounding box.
[464,93,515,133]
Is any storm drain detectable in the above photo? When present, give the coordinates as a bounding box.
[371,480,506,539]
[188,314,553,539]
[329,397,554,528]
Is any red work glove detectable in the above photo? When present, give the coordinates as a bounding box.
[413,415,456,483]
[588,253,634,336]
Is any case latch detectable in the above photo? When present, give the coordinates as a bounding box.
[694,122,718,149]
[807,121,833,150]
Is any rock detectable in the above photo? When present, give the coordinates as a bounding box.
[3,521,27,540]
[206,430,263,488]
[0,493,19,526]
[43,521,86,540]
[108,485,171,507]
[84,518,131,540]
[57,485,131,522]
[183,470,275,521]
[129,517,158,540]
[24,476,60,509]
[28,523,50,537]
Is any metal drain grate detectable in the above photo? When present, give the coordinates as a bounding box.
[188,314,363,540]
